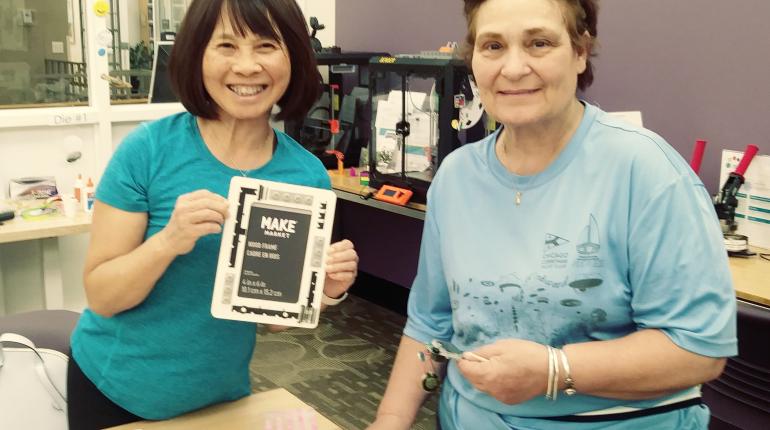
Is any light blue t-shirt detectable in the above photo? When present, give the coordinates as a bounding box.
[70,112,330,419]
[404,103,737,429]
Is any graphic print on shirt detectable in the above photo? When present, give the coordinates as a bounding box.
[569,214,604,292]
[449,214,608,348]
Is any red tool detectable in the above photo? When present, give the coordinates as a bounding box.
[328,84,340,135]
[690,139,707,175]
[325,149,344,175]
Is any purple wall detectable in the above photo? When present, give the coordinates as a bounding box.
[336,0,466,54]
[337,0,770,194]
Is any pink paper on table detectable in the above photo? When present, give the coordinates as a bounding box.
[264,408,318,430]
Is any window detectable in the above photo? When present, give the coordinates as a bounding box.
[157,0,191,37]
[0,0,89,108]
[109,0,155,104]
[107,0,192,104]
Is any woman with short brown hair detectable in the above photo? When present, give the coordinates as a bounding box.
[370,1,734,428]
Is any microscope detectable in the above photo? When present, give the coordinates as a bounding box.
[713,144,758,234]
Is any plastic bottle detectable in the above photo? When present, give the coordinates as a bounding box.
[82,177,95,213]
[74,174,83,203]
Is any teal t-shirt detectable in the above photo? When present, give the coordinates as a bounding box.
[70,112,330,419]
[404,103,737,429]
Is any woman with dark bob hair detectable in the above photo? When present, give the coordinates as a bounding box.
[370,0,735,429]
[66,1,358,428]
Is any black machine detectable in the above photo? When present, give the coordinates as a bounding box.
[714,144,759,233]
[286,17,386,168]
[367,55,487,203]
[690,141,761,257]
[286,51,388,169]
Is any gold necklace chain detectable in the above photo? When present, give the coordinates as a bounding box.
[236,163,250,177]
[499,139,524,206]
[226,152,251,177]
[212,131,275,178]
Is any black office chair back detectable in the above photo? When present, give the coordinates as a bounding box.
[703,300,770,429]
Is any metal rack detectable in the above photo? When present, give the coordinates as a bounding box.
[367,55,486,203]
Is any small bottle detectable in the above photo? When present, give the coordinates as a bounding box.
[74,174,83,203]
[83,177,95,213]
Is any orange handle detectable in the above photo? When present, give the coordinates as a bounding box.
[325,150,345,174]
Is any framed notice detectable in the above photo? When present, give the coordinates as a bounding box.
[212,177,336,328]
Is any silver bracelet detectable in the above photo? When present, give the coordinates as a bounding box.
[552,347,559,402]
[545,346,554,400]
[546,346,558,401]
[321,291,348,306]
[559,349,577,396]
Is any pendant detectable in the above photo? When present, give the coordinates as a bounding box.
[515,191,522,206]
[417,350,440,392]
[421,372,440,392]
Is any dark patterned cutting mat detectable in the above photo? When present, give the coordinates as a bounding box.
[250,294,438,430]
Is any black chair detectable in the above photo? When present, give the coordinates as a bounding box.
[299,86,370,169]
[703,300,770,429]
[335,86,370,167]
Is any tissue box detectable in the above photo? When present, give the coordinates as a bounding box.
[9,176,58,200]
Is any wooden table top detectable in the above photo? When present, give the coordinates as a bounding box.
[0,209,91,244]
[329,169,427,212]
[106,388,340,430]
[729,248,770,307]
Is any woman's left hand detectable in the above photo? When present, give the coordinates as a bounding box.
[456,338,549,405]
[323,239,358,299]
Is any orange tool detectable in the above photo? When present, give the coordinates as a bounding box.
[374,185,413,206]
[325,149,344,175]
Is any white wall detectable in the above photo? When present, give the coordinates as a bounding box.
[0,122,128,315]
[0,123,97,314]
[0,0,336,316]
[0,125,95,198]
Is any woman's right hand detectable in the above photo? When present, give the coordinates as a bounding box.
[159,189,229,256]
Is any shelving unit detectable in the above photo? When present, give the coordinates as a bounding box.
[139,0,154,48]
